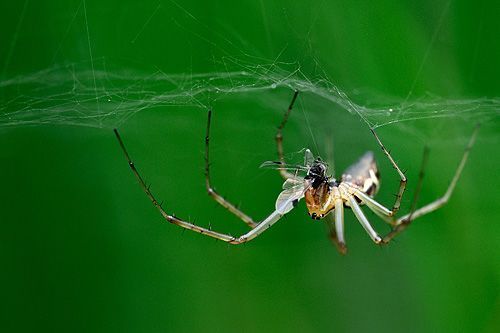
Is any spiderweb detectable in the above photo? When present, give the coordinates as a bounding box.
[1,58,497,130]
[0,1,498,133]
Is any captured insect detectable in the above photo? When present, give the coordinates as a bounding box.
[114,91,478,254]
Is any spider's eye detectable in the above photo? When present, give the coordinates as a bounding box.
[309,212,324,220]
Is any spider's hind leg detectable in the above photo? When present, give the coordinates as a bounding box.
[383,125,479,243]
[370,128,407,216]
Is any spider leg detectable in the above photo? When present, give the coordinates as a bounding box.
[114,128,287,244]
[344,146,430,227]
[205,110,257,228]
[326,198,347,255]
[382,147,428,242]
[383,125,479,242]
[370,128,407,216]
[275,90,299,180]
[346,185,395,225]
[340,186,383,244]
[403,146,430,223]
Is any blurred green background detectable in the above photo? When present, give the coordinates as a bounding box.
[1,0,499,332]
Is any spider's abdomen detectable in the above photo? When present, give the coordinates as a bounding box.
[341,151,380,198]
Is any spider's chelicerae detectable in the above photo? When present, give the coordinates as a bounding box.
[114,91,478,254]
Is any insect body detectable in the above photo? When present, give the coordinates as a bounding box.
[114,91,478,254]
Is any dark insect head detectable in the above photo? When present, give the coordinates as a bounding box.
[305,159,329,188]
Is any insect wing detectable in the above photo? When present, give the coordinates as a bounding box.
[275,180,310,214]
[282,177,304,189]
[260,161,307,172]
[304,149,314,167]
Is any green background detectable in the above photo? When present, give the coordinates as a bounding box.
[1,0,499,332]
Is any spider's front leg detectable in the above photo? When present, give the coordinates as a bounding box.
[326,198,348,255]
[275,90,299,180]
[204,110,257,228]
[114,127,294,245]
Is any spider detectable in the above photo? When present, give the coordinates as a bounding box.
[114,91,479,254]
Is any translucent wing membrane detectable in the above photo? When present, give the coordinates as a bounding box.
[260,160,308,171]
[282,177,304,189]
[260,148,315,174]
[275,179,310,214]
[304,149,315,167]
